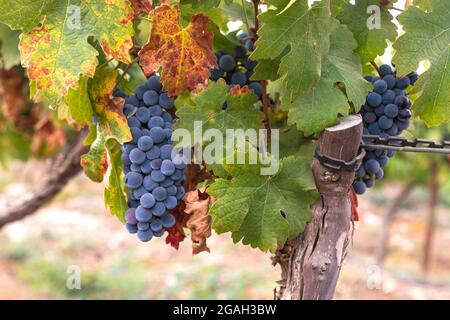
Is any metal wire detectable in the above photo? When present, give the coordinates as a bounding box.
[361,135,450,154]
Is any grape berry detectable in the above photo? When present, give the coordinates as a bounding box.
[115,76,186,242]
[352,64,418,195]
[209,34,262,99]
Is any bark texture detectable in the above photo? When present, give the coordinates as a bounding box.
[279,115,363,300]
[0,129,89,229]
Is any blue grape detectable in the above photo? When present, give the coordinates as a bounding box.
[153,229,165,237]
[143,176,158,191]
[125,208,137,224]
[231,72,247,87]
[125,172,143,189]
[365,180,374,188]
[375,168,384,180]
[152,186,167,201]
[149,105,163,116]
[234,45,247,59]
[398,109,411,118]
[167,185,177,196]
[210,68,224,81]
[386,124,398,136]
[128,117,141,128]
[378,156,389,167]
[140,193,156,209]
[137,135,154,151]
[384,104,398,118]
[135,85,147,99]
[396,77,411,89]
[136,206,152,222]
[159,93,174,110]
[149,127,165,144]
[244,58,257,70]
[366,92,382,107]
[383,75,396,89]
[151,202,166,216]
[248,81,262,97]
[363,112,377,124]
[143,90,159,106]
[148,116,164,128]
[151,170,165,182]
[394,95,407,107]
[379,64,393,76]
[353,181,367,195]
[176,186,185,200]
[161,160,175,176]
[381,90,395,105]
[373,79,387,93]
[146,145,161,160]
[374,105,385,117]
[245,39,254,52]
[161,177,174,187]
[164,196,178,210]
[137,222,149,231]
[368,122,381,134]
[136,107,151,123]
[129,148,146,164]
[150,219,163,232]
[147,75,163,92]
[125,96,140,107]
[160,214,176,228]
[378,116,393,130]
[365,159,380,175]
[137,229,153,242]
[133,186,147,199]
[121,153,131,166]
[219,54,236,71]
[126,223,138,234]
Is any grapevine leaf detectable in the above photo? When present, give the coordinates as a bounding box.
[138,4,217,96]
[89,66,131,144]
[209,155,317,252]
[104,139,128,223]
[80,126,108,183]
[0,23,20,68]
[0,0,134,104]
[287,20,371,135]
[251,0,332,101]
[63,77,94,127]
[337,0,397,64]
[181,0,222,11]
[174,80,262,147]
[130,0,152,15]
[393,1,450,126]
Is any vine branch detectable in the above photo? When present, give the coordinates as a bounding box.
[0,129,89,229]
[370,60,382,77]
[114,57,139,92]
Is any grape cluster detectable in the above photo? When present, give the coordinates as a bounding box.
[352,64,418,195]
[209,34,262,98]
[116,76,187,242]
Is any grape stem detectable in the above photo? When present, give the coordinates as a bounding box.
[382,5,404,12]
[370,60,382,77]
[113,57,139,92]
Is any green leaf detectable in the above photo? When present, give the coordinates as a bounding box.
[337,0,397,64]
[209,155,318,252]
[393,1,450,126]
[174,80,263,148]
[0,23,20,68]
[80,126,108,183]
[0,0,134,104]
[251,0,332,101]
[411,48,450,126]
[89,65,131,144]
[104,139,128,223]
[63,77,94,127]
[394,0,450,126]
[287,20,371,135]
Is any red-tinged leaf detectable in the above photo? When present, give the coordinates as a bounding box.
[80,127,108,183]
[89,66,131,144]
[131,0,152,15]
[139,5,217,96]
[184,188,212,254]
[0,1,135,104]
[229,84,251,96]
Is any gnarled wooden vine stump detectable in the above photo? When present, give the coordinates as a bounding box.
[278,115,363,300]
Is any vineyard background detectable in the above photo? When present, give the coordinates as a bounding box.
[1,150,450,299]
